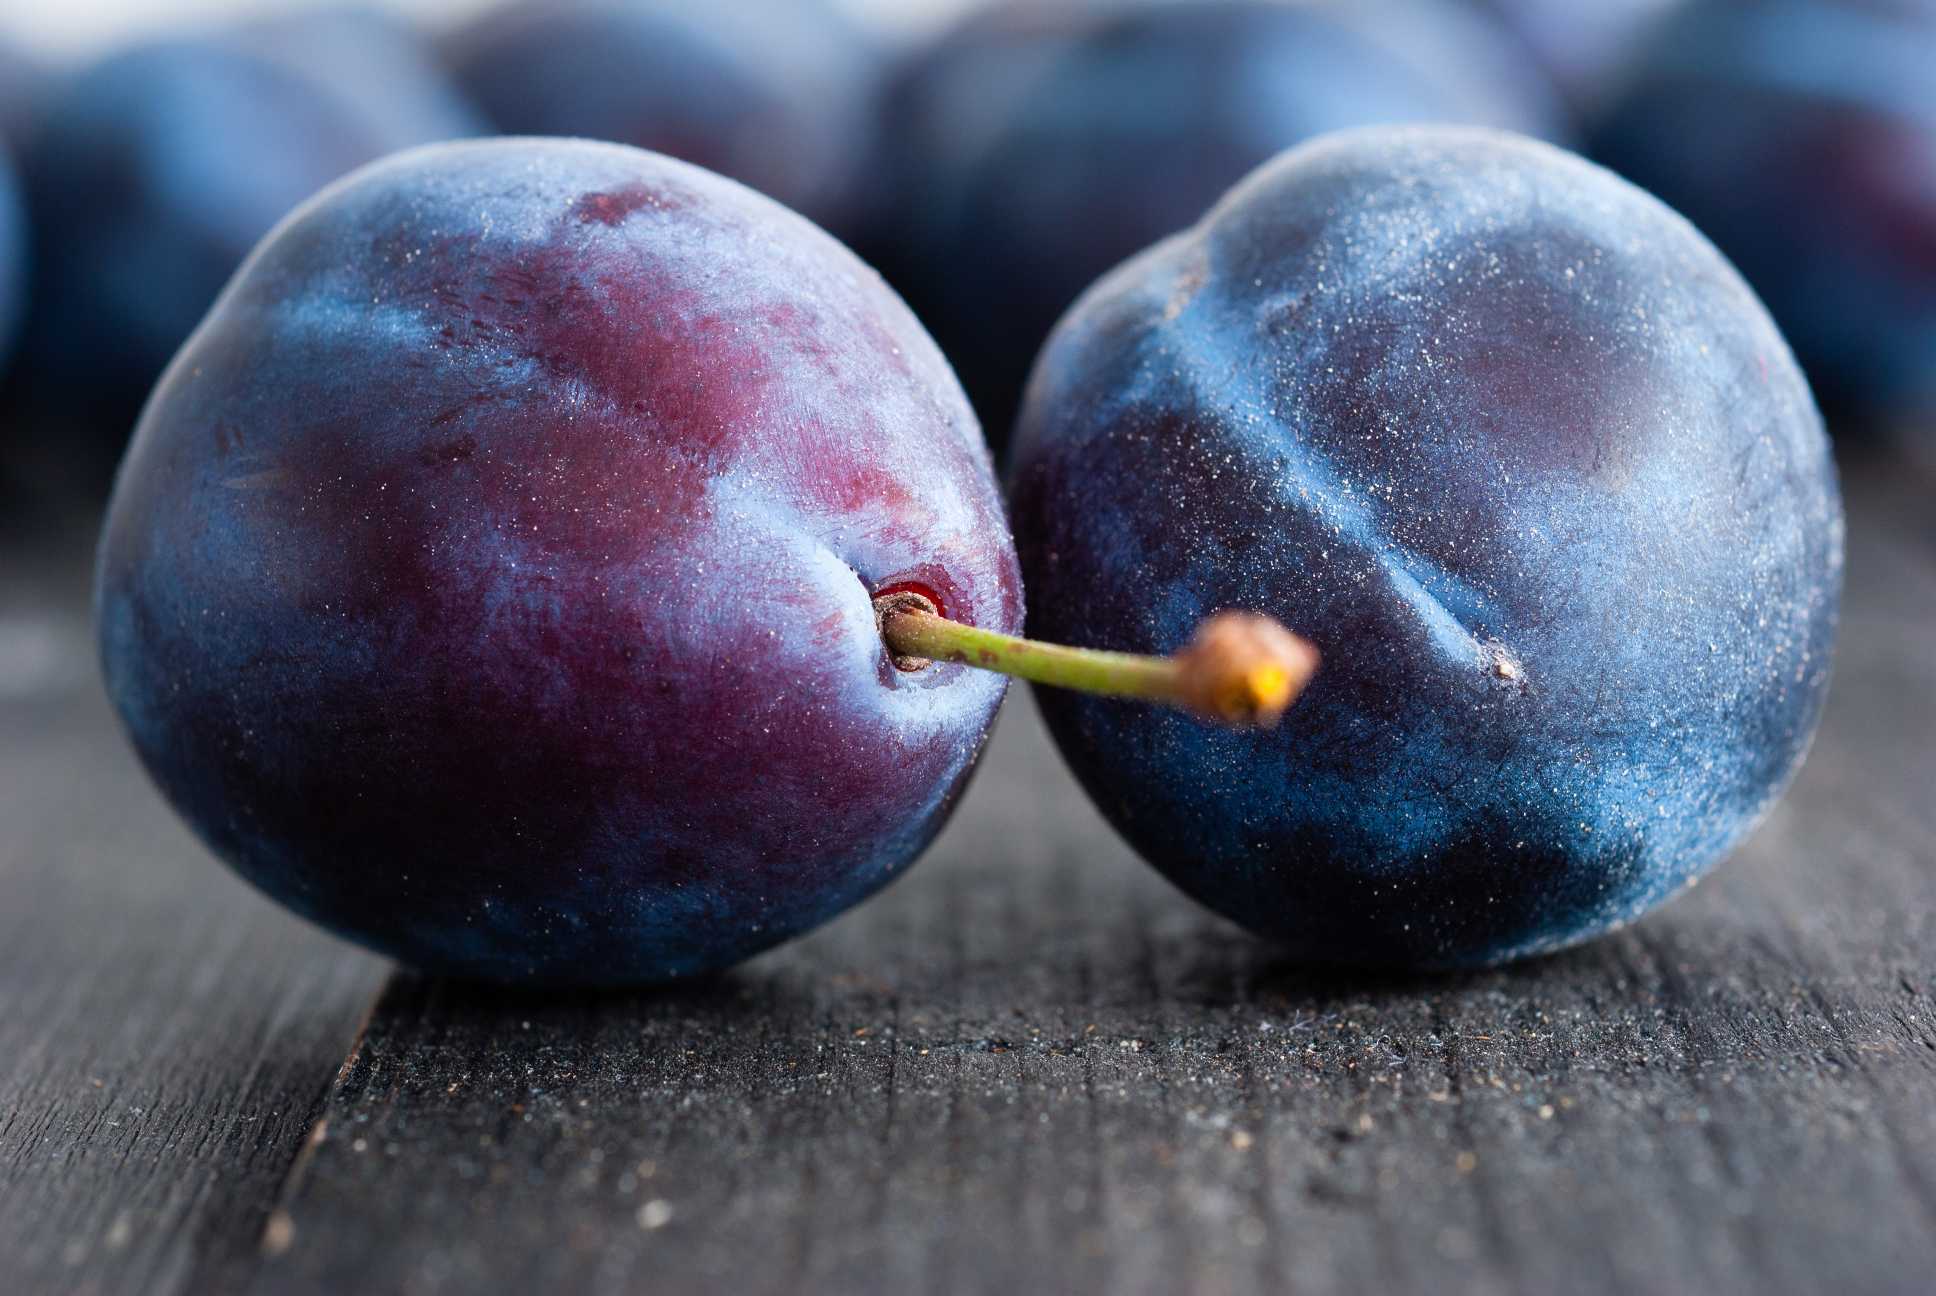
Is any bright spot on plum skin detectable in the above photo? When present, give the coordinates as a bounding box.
[95,138,1020,986]
[1010,126,1844,970]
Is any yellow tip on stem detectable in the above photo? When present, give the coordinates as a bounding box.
[1170,611,1319,727]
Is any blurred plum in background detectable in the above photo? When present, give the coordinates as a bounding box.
[868,0,1570,448]
[1467,0,1682,117]
[442,0,881,239]
[860,1,1100,291]
[15,7,482,443]
[1593,0,1936,428]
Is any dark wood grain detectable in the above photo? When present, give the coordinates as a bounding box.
[0,527,387,1296]
[226,456,1935,1296]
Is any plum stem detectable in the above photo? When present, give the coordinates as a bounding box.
[874,594,1319,729]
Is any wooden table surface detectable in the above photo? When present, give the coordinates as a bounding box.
[2,452,1932,1296]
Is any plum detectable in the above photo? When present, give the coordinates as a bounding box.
[442,0,879,239]
[18,9,482,434]
[872,0,1568,446]
[96,138,1022,984]
[1592,0,1936,425]
[1010,127,1843,968]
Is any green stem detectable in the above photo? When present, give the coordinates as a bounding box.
[875,596,1320,729]
[883,609,1185,703]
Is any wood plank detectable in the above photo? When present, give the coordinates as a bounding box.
[248,455,1936,1296]
[0,529,387,1296]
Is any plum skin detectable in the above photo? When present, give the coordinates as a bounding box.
[96,138,1021,985]
[1010,127,1843,969]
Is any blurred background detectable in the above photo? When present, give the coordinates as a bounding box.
[0,9,1927,1291]
[1,0,1931,530]
[2,0,972,52]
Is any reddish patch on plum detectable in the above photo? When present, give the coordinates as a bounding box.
[573,183,685,226]
[803,454,920,526]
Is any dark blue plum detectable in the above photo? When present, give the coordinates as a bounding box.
[97,138,1020,985]
[874,0,1568,445]
[18,9,482,434]
[443,0,879,238]
[1592,0,1936,425]
[1010,127,1843,969]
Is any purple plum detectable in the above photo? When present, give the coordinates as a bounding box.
[96,138,1021,984]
